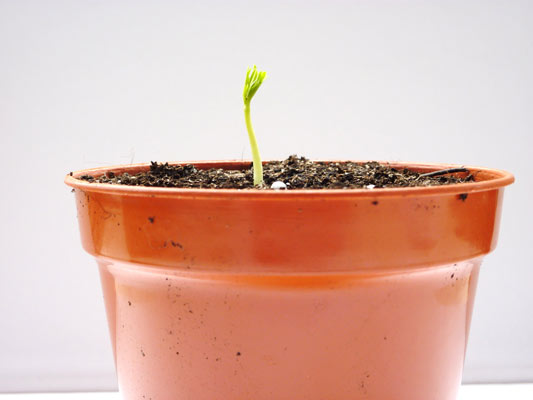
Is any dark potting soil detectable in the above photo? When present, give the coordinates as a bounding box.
[79,155,474,190]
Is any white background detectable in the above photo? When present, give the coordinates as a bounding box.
[0,0,531,393]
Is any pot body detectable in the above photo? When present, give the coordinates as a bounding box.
[66,161,513,400]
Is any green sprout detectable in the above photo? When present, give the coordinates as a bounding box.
[243,65,267,186]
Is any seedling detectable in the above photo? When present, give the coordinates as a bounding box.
[243,65,267,186]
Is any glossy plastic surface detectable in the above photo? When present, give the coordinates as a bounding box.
[66,161,513,400]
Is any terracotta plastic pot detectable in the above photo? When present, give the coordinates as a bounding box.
[65,161,513,400]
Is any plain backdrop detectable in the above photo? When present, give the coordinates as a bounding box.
[0,0,532,393]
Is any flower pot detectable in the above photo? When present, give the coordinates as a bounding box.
[65,160,513,400]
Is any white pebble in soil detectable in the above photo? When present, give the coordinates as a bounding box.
[271,181,287,190]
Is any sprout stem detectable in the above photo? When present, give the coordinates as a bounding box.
[243,65,267,186]
[244,103,263,185]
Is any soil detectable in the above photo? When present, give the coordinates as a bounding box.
[79,155,474,190]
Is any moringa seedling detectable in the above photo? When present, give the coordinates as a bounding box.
[243,65,267,186]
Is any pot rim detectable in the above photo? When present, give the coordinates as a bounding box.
[64,160,514,198]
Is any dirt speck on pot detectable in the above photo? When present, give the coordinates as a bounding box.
[79,155,474,190]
